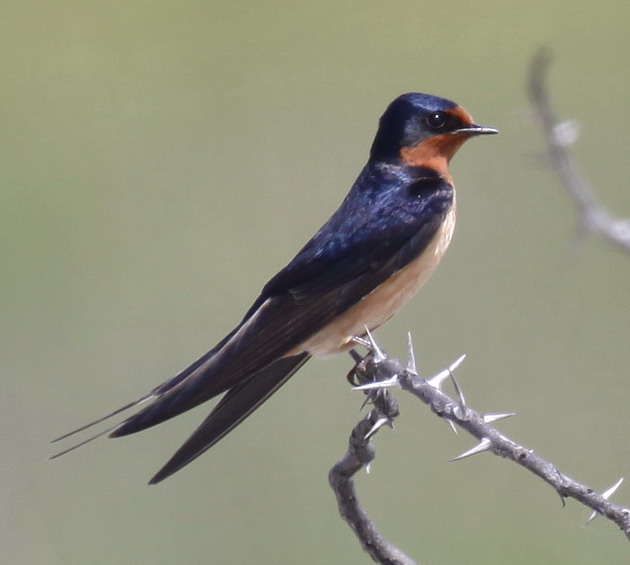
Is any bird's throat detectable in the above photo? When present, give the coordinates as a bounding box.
[400,134,471,184]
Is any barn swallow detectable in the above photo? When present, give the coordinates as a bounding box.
[53,93,497,484]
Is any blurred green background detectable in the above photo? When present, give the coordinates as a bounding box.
[3,1,629,564]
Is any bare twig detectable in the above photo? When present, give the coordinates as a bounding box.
[528,49,630,252]
[329,352,419,565]
[330,340,630,564]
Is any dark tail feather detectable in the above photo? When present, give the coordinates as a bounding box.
[148,352,310,485]
[51,397,153,444]
[50,347,220,454]
[49,423,121,459]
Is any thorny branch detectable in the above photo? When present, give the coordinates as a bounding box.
[330,52,630,563]
[528,49,630,252]
[329,351,419,565]
[329,334,630,564]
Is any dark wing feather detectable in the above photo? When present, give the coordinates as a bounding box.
[123,217,444,481]
[110,207,445,439]
[53,167,452,473]
[148,352,310,484]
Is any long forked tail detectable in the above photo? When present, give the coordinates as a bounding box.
[147,352,310,484]
[50,347,219,459]
[51,350,311,483]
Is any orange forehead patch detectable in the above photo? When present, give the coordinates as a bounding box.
[447,106,474,127]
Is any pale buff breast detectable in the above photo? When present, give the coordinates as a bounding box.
[299,203,456,358]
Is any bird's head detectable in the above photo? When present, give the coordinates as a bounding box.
[369,93,497,176]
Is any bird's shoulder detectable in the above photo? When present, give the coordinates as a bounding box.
[262,162,454,300]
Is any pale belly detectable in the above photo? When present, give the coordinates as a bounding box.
[300,205,456,358]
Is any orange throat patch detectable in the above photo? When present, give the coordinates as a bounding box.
[400,133,470,184]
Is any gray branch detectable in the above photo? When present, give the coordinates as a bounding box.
[528,49,630,252]
[330,55,630,562]
[330,339,630,564]
[329,353,419,565]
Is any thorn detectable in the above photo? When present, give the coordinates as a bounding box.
[449,354,467,373]
[406,332,417,374]
[427,368,450,390]
[353,376,400,391]
[363,326,386,362]
[586,477,624,525]
[483,412,516,423]
[586,511,599,525]
[364,417,390,440]
[428,354,466,390]
[449,371,467,419]
[602,477,624,500]
[351,336,370,348]
[359,395,371,410]
[449,438,492,462]
[446,420,458,435]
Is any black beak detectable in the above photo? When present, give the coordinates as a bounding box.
[453,123,499,136]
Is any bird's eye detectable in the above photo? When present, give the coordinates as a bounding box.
[425,112,447,131]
